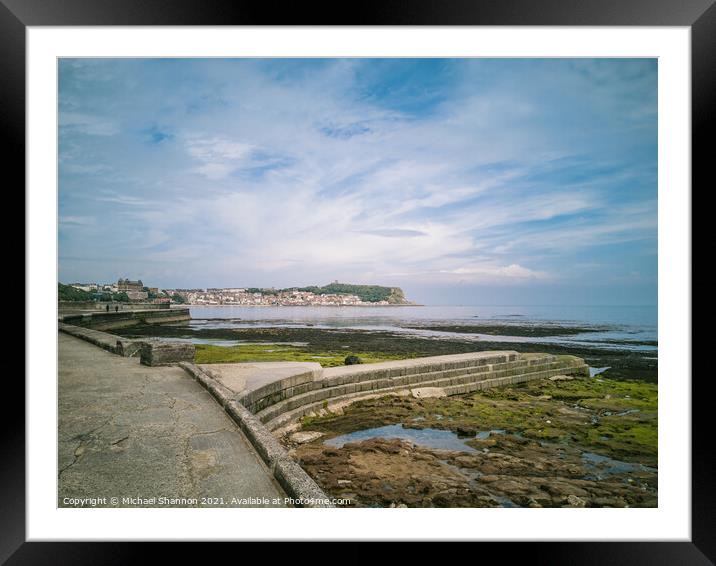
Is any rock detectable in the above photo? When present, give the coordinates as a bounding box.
[414,453,437,462]
[456,426,477,437]
[542,480,589,498]
[566,494,587,507]
[290,431,324,444]
[467,437,497,449]
[548,375,574,382]
[479,464,500,475]
[411,387,447,398]
[452,455,480,468]
[592,496,626,507]
[531,491,553,507]
[491,478,532,496]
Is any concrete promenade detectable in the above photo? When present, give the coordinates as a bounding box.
[58,333,286,507]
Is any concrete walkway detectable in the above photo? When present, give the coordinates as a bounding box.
[58,333,286,507]
[199,361,322,396]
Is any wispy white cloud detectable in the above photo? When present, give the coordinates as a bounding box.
[59,215,95,227]
[440,263,550,281]
[58,58,657,300]
[185,135,255,179]
[59,112,119,136]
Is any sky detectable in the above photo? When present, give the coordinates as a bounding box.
[58,58,657,306]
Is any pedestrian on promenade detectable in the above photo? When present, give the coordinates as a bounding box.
[106,304,109,312]
[115,305,119,312]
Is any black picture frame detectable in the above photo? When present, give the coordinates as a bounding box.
[7,0,706,561]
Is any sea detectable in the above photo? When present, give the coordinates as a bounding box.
[185,305,657,353]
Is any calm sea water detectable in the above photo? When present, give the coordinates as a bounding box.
[186,305,657,352]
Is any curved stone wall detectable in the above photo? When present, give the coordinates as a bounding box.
[181,351,588,506]
[231,351,589,433]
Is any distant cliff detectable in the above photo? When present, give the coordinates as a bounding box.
[289,282,412,304]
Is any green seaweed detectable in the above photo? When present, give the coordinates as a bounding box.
[194,343,407,367]
[116,323,658,382]
[300,376,657,466]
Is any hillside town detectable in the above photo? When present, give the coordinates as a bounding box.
[64,279,399,306]
[66,278,169,303]
[178,288,391,306]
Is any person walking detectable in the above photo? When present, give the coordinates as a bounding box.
[106,304,110,312]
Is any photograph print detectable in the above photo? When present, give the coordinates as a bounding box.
[58,57,658,509]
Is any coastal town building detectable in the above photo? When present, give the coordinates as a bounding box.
[118,278,144,292]
[69,282,99,292]
[182,288,391,306]
[66,281,401,306]
[126,290,149,301]
[66,278,164,302]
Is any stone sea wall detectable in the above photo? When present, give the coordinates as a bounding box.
[209,351,590,433]
[58,322,141,357]
[180,362,334,508]
[58,301,172,313]
[58,309,194,365]
[59,307,190,330]
[179,351,588,507]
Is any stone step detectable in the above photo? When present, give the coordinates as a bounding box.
[236,368,323,414]
[255,358,570,422]
[242,355,522,413]
[394,358,586,392]
[247,357,533,416]
[241,351,567,414]
[263,362,587,432]
[319,356,544,388]
[257,356,586,427]
[319,351,524,387]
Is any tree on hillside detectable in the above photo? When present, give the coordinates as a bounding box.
[58,283,94,302]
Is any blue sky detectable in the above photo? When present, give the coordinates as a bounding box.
[58,58,657,305]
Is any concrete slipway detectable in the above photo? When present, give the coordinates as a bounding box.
[58,333,286,507]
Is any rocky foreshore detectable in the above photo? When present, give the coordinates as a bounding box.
[284,374,657,508]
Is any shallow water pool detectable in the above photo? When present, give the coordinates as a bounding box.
[324,424,506,453]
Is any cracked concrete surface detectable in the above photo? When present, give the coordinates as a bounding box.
[58,333,287,507]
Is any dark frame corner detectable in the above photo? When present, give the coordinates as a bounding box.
[8,0,709,562]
